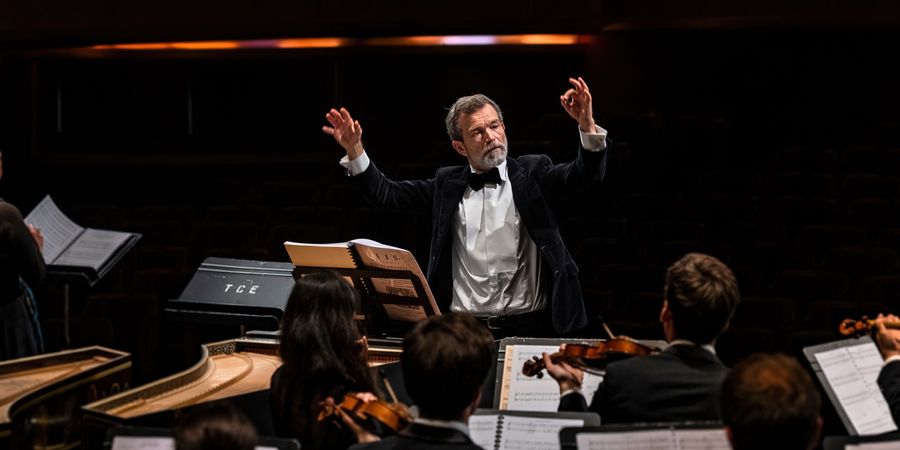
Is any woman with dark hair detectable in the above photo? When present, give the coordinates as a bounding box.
[270,270,378,450]
[0,150,46,360]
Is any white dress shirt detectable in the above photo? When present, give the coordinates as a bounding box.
[341,125,607,317]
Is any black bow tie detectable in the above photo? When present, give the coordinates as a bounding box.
[468,167,502,191]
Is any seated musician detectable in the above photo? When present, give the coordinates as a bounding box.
[720,353,822,450]
[873,313,900,426]
[543,252,741,423]
[175,402,258,450]
[270,271,381,450]
[352,313,495,450]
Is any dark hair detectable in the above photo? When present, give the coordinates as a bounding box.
[664,253,740,344]
[445,94,504,141]
[721,353,821,450]
[174,402,257,450]
[402,313,495,420]
[273,271,375,447]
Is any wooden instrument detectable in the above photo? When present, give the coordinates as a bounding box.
[839,316,900,337]
[318,393,411,433]
[522,338,657,378]
[0,346,130,449]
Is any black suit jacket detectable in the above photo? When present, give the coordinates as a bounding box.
[352,148,607,333]
[559,345,729,423]
[878,359,900,426]
[349,423,482,450]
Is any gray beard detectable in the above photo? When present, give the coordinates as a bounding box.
[482,143,508,169]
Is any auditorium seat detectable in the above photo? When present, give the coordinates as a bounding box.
[840,146,900,176]
[823,247,899,288]
[841,174,900,199]
[261,180,320,206]
[774,172,836,197]
[801,301,888,332]
[716,328,776,366]
[205,204,271,225]
[854,275,900,309]
[847,198,900,231]
[730,296,795,333]
[775,146,837,172]
[771,270,851,316]
[769,195,838,225]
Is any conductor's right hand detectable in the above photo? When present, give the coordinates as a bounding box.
[322,107,364,161]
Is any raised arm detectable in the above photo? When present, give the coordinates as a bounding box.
[560,76,596,133]
[322,107,365,161]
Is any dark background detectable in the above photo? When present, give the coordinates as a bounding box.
[2,0,900,434]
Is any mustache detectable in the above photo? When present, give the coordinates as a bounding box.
[485,142,508,153]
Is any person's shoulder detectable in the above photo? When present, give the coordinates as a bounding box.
[0,201,24,221]
[434,165,467,178]
[513,154,553,167]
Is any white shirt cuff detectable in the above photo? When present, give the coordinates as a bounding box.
[884,355,900,366]
[339,151,370,176]
[560,387,584,398]
[579,125,607,152]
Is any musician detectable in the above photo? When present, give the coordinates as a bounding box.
[322,77,608,337]
[270,271,380,450]
[351,313,495,450]
[874,313,900,426]
[174,402,258,450]
[543,253,741,423]
[720,353,822,450]
[0,149,46,360]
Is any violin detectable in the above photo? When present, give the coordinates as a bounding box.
[839,316,900,337]
[318,393,412,432]
[522,338,657,378]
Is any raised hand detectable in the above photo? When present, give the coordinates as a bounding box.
[876,313,900,360]
[322,107,364,160]
[27,224,43,252]
[560,77,596,133]
[542,350,584,394]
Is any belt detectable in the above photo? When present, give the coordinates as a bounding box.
[476,308,549,332]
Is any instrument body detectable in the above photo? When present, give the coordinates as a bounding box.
[522,338,657,378]
[839,316,900,337]
[318,393,411,433]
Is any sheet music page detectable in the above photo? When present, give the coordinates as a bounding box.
[283,241,358,269]
[350,238,442,321]
[54,228,131,270]
[846,442,900,449]
[500,345,603,412]
[469,414,500,450]
[673,429,731,450]
[575,430,676,450]
[498,415,584,450]
[814,342,898,435]
[111,436,176,450]
[23,195,84,264]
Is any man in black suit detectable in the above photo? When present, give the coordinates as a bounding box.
[874,313,900,426]
[351,313,495,450]
[322,77,608,336]
[543,253,741,423]
[720,353,822,450]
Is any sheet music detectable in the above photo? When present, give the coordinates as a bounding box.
[469,414,501,449]
[54,228,132,270]
[111,436,175,450]
[283,241,358,269]
[24,195,84,264]
[846,442,900,450]
[575,429,729,450]
[673,429,731,450]
[576,430,675,450]
[499,415,584,450]
[500,345,603,412]
[351,238,441,320]
[814,342,897,435]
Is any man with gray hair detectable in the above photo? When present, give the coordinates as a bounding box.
[322,77,608,336]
